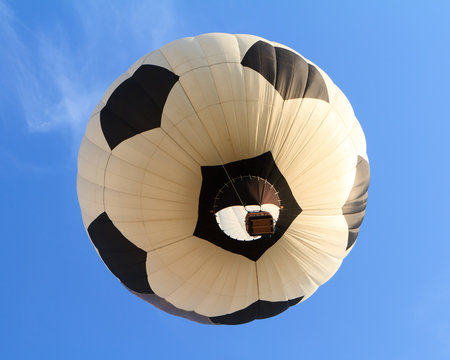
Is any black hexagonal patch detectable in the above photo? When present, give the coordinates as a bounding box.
[193,152,302,261]
[87,212,153,294]
[100,65,179,150]
[210,296,303,325]
[241,40,329,102]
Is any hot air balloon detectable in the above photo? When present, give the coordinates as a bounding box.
[77,33,369,325]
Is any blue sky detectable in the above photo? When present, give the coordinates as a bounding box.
[1,0,450,359]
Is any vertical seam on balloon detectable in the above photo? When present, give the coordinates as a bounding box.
[225,256,243,318]
[148,243,208,304]
[77,138,109,223]
[195,36,238,161]
[273,99,312,168]
[159,46,227,166]
[164,119,209,164]
[281,94,336,171]
[102,153,112,217]
[255,260,261,304]
[284,230,336,287]
[261,44,278,155]
[266,44,288,157]
[286,222,346,261]
[155,124,203,167]
[161,247,236,313]
[275,64,335,170]
[292,117,355,180]
[278,233,322,291]
[194,249,231,315]
[231,34,246,157]
[324,88,363,159]
[273,61,311,164]
[185,37,232,165]
[284,94,357,185]
[266,242,290,303]
[236,35,251,157]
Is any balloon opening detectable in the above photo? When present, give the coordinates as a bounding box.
[213,175,281,241]
[245,211,275,236]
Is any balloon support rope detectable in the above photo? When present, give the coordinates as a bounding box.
[220,164,245,207]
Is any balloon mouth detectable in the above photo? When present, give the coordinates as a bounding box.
[194,152,302,260]
[213,175,281,241]
[215,205,280,241]
[245,211,275,236]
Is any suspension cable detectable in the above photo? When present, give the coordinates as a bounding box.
[220,164,245,207]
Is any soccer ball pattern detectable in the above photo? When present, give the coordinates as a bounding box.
[77,33,369,325]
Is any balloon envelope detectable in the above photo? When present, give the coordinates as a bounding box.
[77,33,369,325]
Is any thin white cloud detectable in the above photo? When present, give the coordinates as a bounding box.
[74,1,177,51]
[0,0,178,149]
